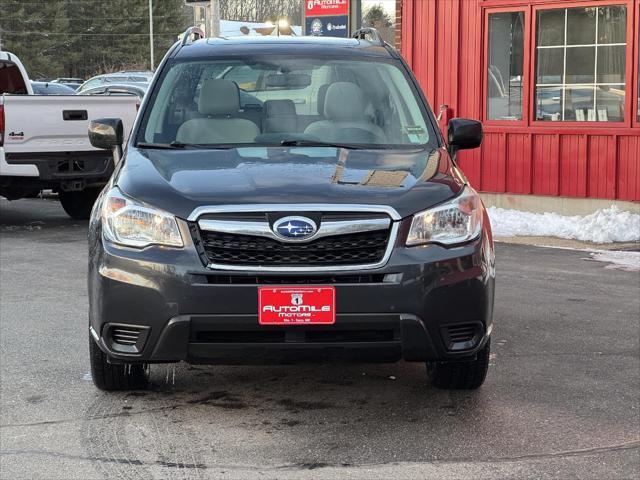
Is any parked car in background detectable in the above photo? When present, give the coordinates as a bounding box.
[51,77,84,90]
[0,51,139,218]
[78,83,148,100]
[77,71,154,93]
[30,81,77,95]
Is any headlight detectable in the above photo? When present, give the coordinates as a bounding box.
[102,188,183,248]
[406,187,482,246]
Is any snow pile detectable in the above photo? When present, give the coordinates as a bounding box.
[589,250,640,272]
[487,206,640,243]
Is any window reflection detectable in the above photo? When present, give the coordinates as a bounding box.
[595,85,625,121]
[537,9,564,46]
[535,5,627,122]
[565,86,595,121]
[565,47,595,83]
[537,48,563,84]
[487,12,524,120]
[536,86,563,121]
[566,7,596,45]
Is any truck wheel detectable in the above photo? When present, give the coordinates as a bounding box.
[426,339,490,390]
[89,334,149,391]
[59,188,101,220]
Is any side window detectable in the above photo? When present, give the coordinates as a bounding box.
[487,12,525,120]
[83,78,102,90]
[0,64,28,94]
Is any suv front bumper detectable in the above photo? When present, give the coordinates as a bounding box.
[89,221,495,365]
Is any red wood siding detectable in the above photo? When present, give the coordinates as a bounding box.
[532,134,560,195]
[481,133,507,192]
[588,135,618,198]
[400,0,640,202]
[559,134,588,197]
[507,133,533,194]
[618,136,640,200]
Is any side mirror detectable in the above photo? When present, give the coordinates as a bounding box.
[447,118,483,152]
[89,118,124,163]
[89,118,123,149]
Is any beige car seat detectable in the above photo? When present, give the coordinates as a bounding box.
[176,79,259,144]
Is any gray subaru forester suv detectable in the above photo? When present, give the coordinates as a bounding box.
[87,28,494,391]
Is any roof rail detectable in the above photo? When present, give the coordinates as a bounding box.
[352,27,384,46]
[181,26,205,46]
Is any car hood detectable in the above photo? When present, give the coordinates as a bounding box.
[116,146,465,220]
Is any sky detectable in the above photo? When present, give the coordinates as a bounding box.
[363,0,396,16]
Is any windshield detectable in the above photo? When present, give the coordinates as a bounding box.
[137,56,434,149]
[31,82,76,95]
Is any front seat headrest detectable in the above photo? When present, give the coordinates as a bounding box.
[198,79,240,116]
[323,82,367,121]
[317,84,330,115]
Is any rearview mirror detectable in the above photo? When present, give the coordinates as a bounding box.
[447,118,483,152]
[265,73,312,88]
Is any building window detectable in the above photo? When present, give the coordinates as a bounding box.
[535,5,627,122]
[487,12,525,120]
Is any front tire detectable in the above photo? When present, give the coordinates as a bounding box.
[427,339,490,390]
[59,188,101,220]
[89,334,149,391]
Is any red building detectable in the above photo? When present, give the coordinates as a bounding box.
[397,0,639,207]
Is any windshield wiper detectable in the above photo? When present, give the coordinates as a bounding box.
[279,139,369,150]
[136,142,233,150]
[136,142,188,149]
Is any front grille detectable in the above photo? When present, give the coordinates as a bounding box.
[198,229,390,267]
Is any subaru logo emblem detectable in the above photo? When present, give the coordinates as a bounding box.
[273,216,317,241]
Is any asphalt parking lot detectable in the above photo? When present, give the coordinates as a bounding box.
[0,197,638,480]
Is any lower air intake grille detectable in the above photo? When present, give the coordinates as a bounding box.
[112,327,141,346]
[106,324,149,354]
[441,323,482,352]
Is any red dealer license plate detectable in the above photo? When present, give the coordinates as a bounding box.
[258,287,336,325]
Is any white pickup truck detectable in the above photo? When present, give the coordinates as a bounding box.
[0,51,138,218]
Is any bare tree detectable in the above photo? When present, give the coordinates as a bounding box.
[219,0,302,25]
